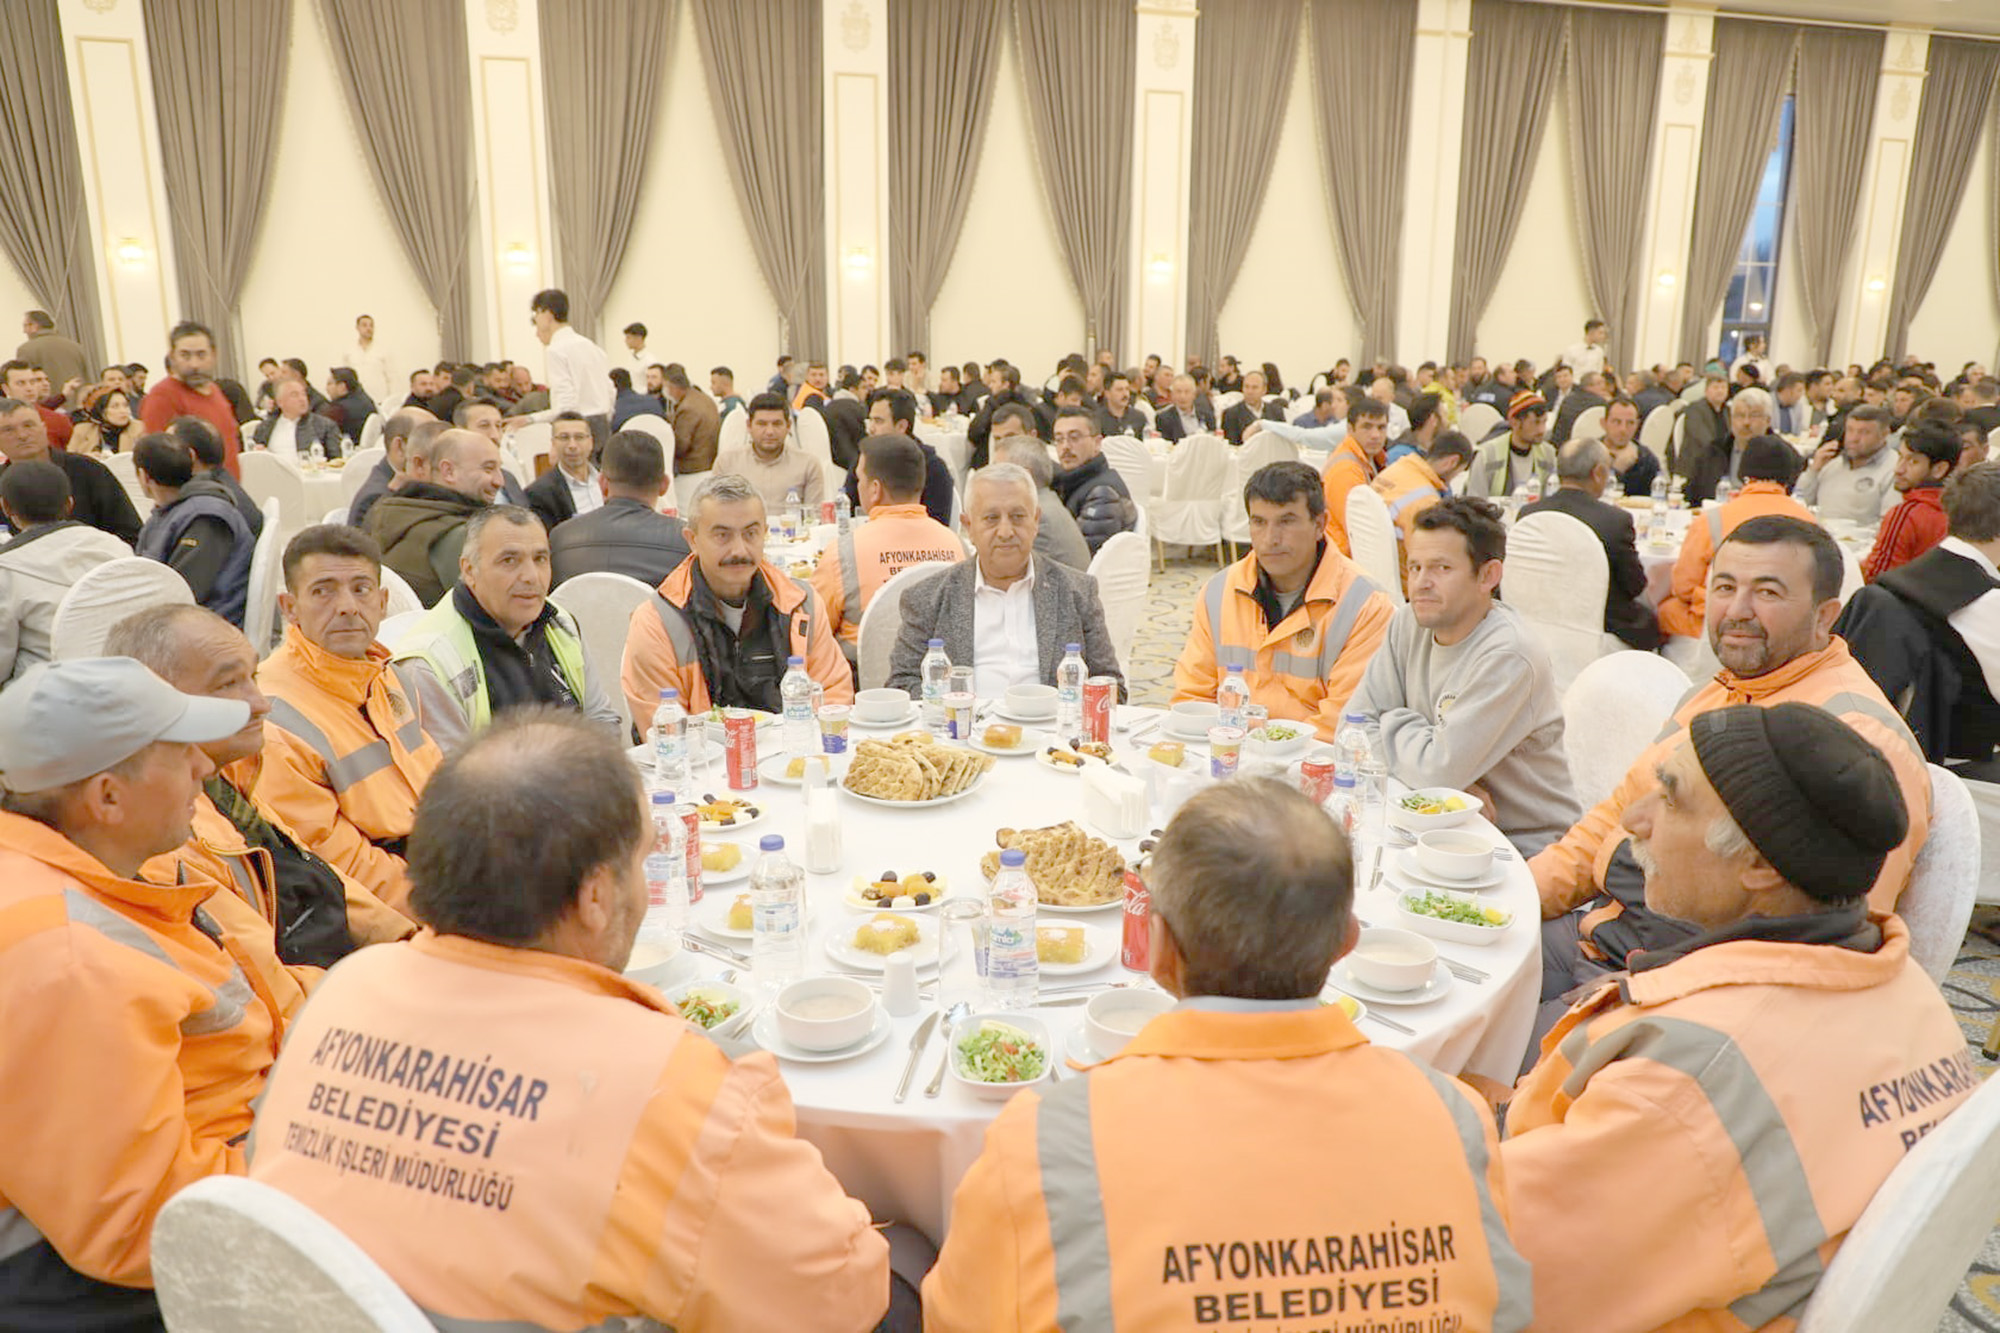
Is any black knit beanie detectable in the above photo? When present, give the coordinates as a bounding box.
[1687,703,1909,902]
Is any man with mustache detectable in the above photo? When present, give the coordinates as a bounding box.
[138,321,243,475]
[1530,515,1931,1046]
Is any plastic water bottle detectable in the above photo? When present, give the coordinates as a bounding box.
[985,848,1038,1009]
[1649,472,1670,545]
[834,492,852,525]
[1217,663,1251,731]
[780,656,817,758]
[1327,773,1359,839]
[1334,711,1386,858]
[308,440,326,468]
[1524,473,1544,502]
[1055,643,1086,742]
[1715,476,1736,506]
[750,834,805,994]
[641,792,687,945]
[920,638,951,737]
[651,688,687,795]
[784,487,803,539]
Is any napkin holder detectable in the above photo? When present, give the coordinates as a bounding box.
[1081,763,1148,840]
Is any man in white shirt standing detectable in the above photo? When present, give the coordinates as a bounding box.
[621,322,649,371]
[1559,319,1610,379]
[345,314,392,407]
[513,288,614,451]
[524,411,603,532]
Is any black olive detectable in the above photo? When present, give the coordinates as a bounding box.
[913,891,932,905]
[880,870,899,883]
[921,871,937,882]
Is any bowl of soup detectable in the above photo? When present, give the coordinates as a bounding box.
[854,688,912,724]
[1083,988,1174,1059]
[1346,927,1438,993]
[773,976,877,1051]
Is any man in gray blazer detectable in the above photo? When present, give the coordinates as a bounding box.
[888,462,1125,698]
[252,379,346,459]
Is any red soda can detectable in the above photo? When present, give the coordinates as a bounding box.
[1299,753,1337,805]
[820,500,837,525]
[1083,676,1115,744]
[681,805,704,904]
[1121,868,1151,971]
[724,708,759,791]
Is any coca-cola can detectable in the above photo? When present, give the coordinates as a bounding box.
[1083,676,1115,744]
[723,709,759,791]
[1299,752,1337,805]
[1121,869,1151,971]
[681,805,704,904]
[820,500,837,526]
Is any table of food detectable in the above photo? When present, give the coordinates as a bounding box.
[623,693,1541,1240]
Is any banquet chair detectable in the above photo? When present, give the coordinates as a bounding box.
[1148,433,1230,567]
[1836,544,1864,607]
[794,406,840,488]
[855,560,955,690]
[621,413,677,466]
[51,557,195,660]
[1503,511,1612,695]
[340,446,386,504]
[673,471,711,516]
[243,499,287,655]
[1661,631,1720,682]
[1638,403,1677,465]
[508,422,553,476]
[1087,532,1152,678]
[1100,434,1158,503]
[321,507,348,527]
[1559,651,1691,810]
[1569,405,1607,442]
[378,566,423,619]
[1344,487,1405,606]
[552,571,656,736]
[1897,764,1980,982]
[1457,402,1501,443]
[1212,391,1243,414]
[153,1175,431,1333]
[1223,433,1305,547]
[1961,777,2000,906]
[102,449,150,513]
[717,406,748,455]
[239,452,309,532]
[376,610,425,652]
[356,412,382,453]
[1793,1071,2000,1333]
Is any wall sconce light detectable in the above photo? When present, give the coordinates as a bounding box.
[843,247,872,274]
[504,242,533,272]
[1148,253,1174,281]
[1866,276,1887,293]
[115,238,146,267]
[1655,272,1676,288]
[1747,302,1764,314]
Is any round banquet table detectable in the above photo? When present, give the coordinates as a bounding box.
[635,705,1541,1241]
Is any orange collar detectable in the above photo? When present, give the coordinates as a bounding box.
[1100,1003,1365,1067]
[0,810,215,923]
[270,623,396,705]
[867,503,929,520]
[1610,913,1911,1008]
[1701,639,1855,703]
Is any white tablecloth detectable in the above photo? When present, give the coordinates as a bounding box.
[647,705,1540,1240]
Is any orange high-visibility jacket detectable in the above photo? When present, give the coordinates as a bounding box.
[249,932,890,1332]
[1371,453,1451,546]
[809,503,963,644]
[924,1003,1531,1332]
[1172,545,1394,740]
[1530,640,1931,943]
[1503,914,1971,1333]
[1320,436,1379,555]
[0,812,292,1294]
[1656,483,1814,639]
[253,626,444,913]
[621,554,854,724]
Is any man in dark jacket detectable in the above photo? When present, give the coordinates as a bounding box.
[1549,371,1609,446]
[364,427,499,606]
[0,399,140,544]
[321,368,377,448]
[1050,407,1137,556]
[550,430,691,587]
[841,388,954,525]
[1520,438,1660,650]
[966,364,1044,471]
[608,367,664,431]
[171,416,263,538]
[1092,371,1147,439]
[132,433,256,626]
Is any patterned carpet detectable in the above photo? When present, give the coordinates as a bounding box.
[1129,553,2000,1330]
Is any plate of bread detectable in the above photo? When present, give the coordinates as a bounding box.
[980,822,1125,911]
[842,732,995,805]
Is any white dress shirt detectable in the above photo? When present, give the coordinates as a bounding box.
[263,416,299,461]
[972,561,1040,698]
[1940,537,2000,701]
[346,340,393,407]
[1561,342,1608,377]
[528,325,614,421]
[562,465,604,516]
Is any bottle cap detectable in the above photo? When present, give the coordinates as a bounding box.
[658,688,677,701]
[760,834,785,852]
[651,790,674,805]
[1066,642,1081,652]
[1343,711,1367,724]
[1227,663,1244,674]
[1000,848,1026,867]
[788,655,804,666]
[928,637,944,648]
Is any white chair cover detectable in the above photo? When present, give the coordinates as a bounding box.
[794,406,839,487]
[102,449,148,511]
[1961,775,2000,905]
[1795,1071,2000,1333]
[356,412,383,453]
[378,566,422,619]
[1660,631,1721,682]
[1100,434,1158,503]
[550,571,655,735]
[508,422,553,474]
[51,557,195,660]
[673,470,712,517]
[1560,651,1691,810]
[1639,402,1677,464]
[1898,764,1980,981]
[320,507,348,527]
[153,1175,433,1333]
[1505,510,1613,694]
[1570,405,1607,442]
[621,413,677,470]
[1148,433,1229,551]
[1086,531,1151,677]
[1458,402,1502,442]
[1212,391,1244,413]
[340,446,386,504]
[718,405,749,455]
[239,452,308,530]
[376,609,425,652]
[1344,486,1405,606]
[855,561,955,691]
[1222,434,1305,545]
[243,498,286,654]
[1837,543,1864,606]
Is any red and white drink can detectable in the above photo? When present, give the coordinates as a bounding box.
[723,708,759,791]
[1083,676,1115,744]
[1121,868,1151,971]
[681,805,704,904]
[1299,753,1337,805]
[820,500,837,525]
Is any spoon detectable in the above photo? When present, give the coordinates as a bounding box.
[923,1001,973,1099]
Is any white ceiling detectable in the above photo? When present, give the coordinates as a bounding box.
[1622,0,2000,39]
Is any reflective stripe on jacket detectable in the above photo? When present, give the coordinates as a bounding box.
[1171,545,1394,740]
[1502,914,1971,1332]
[254,625,444,913]
[391,596,590,732]
[924,1004,1530,1332]
[808,503,962,644]
[247,932,890,1331]
[1371,454,1450,544]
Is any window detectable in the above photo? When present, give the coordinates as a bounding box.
[1718,95,1795,368]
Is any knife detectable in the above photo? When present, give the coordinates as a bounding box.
[683,934,749,966]
[894,1011,941,1103]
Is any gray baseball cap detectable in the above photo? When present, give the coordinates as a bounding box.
[0,658,251,794]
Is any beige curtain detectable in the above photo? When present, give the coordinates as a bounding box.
[143,0,291,380]
[1886,39,2000,363]
[0,0,104,368]
[1446,0,1567,365]
[888,0,1005,354]
[1016,0,1135,360]
[1791,30,1882,367]
[539,0,675,343]
[1676,19,1798,364]
[319,0,476,359]
[691,0,826,359]
[1566,9,1662,374]
[1187,0,1303,370]
[1308,0,1414,368]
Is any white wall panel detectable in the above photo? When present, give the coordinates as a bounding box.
[1474,82,1595,369]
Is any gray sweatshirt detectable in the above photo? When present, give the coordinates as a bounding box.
[1347,600,1580,854]
[1794,445,1896,525]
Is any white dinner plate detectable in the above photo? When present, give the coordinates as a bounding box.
[1160,718,1219,743]
[696,892,755,939]
[1035,744,1110,775]
[691,795,765,834]
[696,843,754,887]
[1319,988,1370,1027]
[840,770,990,808]
[1035,893,1125,914]
[700,709,779,738]
[1329,959,1456,1007]
[1036,923,1117,976]
[990,701,1060,726]
[1385,854,1507,893]
[849,704,923,731]
[844,872,951,911]
[824,914,954,974]
[755,754,838,787]
[750,1003,894,1063]
[969,728,1046,758]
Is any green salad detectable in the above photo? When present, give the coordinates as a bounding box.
[1251,723,1305,743]
[676,989,742,1029]
[957,1021,1047,1083]
[1402,891,1509,928]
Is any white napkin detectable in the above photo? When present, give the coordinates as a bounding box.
[1081,763,1148,840]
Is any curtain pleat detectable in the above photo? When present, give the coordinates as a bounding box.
[0,0,105,367]
[539,0,676,343]
[318,0,476,359]
[1791,29,1882,367]
[1445,0,1567,366]
[1566,9,1663,374]
[1015,0,1135,360]
[888,0,1005,355]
